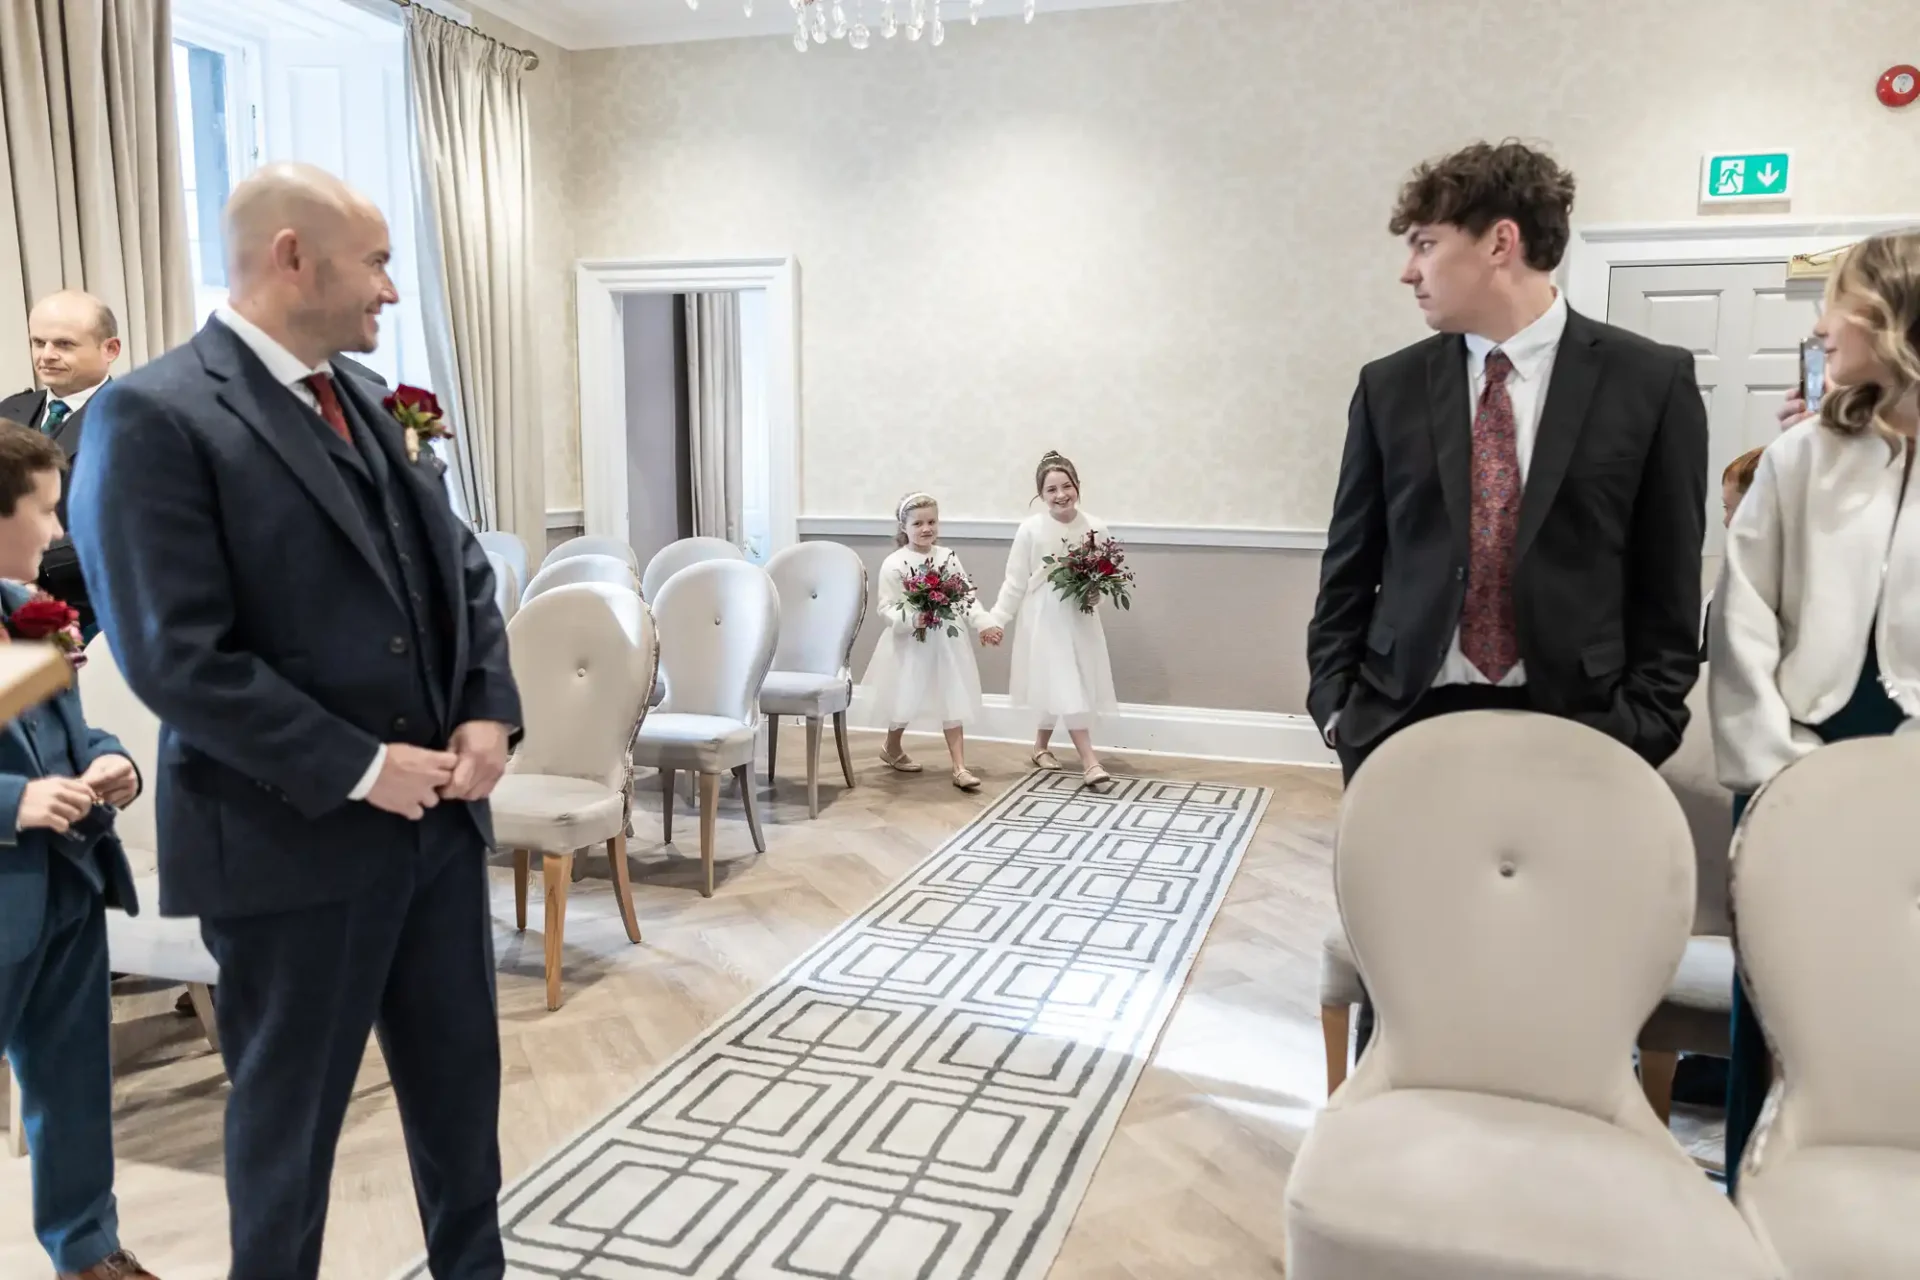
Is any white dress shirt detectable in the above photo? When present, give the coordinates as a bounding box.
[211,306,387,802]
[40,376,107,426]
[1432,290,1570,689]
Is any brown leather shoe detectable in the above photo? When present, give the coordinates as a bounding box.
[59,1249,158,1279]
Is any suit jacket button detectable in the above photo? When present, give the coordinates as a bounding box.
[1455,567,1466,581]
[390,635,409,655]
[392,716,409,734]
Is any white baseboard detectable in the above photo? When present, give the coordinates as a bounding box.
[843,686,1337,769]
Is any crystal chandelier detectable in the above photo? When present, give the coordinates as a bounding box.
[681,0,1038,52]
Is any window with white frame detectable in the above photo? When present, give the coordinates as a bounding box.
[170,0,437,395]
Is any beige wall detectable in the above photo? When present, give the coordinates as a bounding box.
[465,3,581,512]
[819,534,1322,715]
[544,0,1918,528]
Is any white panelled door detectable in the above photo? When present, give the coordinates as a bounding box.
[259,35,432,392]
[1606,261,1818,556]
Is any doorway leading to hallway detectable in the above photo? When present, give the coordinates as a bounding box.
[575,257,801,569]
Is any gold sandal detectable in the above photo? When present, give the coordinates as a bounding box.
[880,748,922,773]
[1030,750,1062,770]
[1082,764,1112,790]
[952,768,982,792]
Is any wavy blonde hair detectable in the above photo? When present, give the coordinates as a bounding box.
[1820,230,1920,455]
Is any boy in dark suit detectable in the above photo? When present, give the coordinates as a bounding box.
[0,420,156,1279]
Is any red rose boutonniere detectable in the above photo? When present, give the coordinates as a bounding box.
[383,385,452,463]
[7,594,85,668]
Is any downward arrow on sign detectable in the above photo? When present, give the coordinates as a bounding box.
[1757,163,1781,189]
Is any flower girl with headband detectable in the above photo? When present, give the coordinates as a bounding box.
[864,493,1004,791]
[989,451,1119,788]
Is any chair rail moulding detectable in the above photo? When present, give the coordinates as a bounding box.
[575,256,800,553]
[797,516,1329,551]
[1561,214,1920,317]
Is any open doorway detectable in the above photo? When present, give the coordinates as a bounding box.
[622,289,774,570]
[576,257,800,568]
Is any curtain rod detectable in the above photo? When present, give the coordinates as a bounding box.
[389,0,541,70]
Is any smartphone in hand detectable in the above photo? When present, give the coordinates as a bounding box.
[1800,337,1826,412]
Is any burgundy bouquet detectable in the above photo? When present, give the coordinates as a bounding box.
[7,594,85,668]
[1043,531,1136,614]
[900,558,977,641]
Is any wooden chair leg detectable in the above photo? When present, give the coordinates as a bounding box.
[187,983,220,1053]
[660,769,676,843]
[833,710,856,789]
[734,763,767,853]
[6,1058,24,1157]
[1322,1003,1352,1097]
[804,716,823,819]
[607,832,641,945]
[543,851,573,1010]
[698,772,720,898]
[1639,1048,1678,1126]
[766,715,780,786]
[513,850,530,931]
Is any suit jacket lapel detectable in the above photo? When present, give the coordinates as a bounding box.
[1427,335,1472,562]
[195,325,404,610]
[332,370,470,701]
[1514,312,1604,565]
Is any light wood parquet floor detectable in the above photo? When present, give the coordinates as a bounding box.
[0,733,1344,1278]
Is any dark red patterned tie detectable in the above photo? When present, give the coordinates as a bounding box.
[1462,349,1520,681]
[302,373,353,444]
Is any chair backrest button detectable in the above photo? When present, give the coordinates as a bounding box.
[1498,860,1516,878]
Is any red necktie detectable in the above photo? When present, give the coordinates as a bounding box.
[1461,349,1521,682]
[302,373,353,444]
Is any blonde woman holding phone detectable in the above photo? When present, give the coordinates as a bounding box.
[1709,229,1920,1188]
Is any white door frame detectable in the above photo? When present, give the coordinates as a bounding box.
[1562,214,1920,317]
[574,255,800,552]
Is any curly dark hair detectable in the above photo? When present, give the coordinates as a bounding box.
[1388,140,1577,273]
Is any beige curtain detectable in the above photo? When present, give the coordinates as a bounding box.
[0,0,193,391]
[685,291,743,545]
[405,6,542,544]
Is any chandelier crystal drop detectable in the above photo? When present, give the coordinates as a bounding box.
[784,0,1030,51]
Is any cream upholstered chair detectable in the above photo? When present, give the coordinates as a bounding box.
[641,537,747,710]
[1732,735,1920,1276]
[1286,711,1780,1280]
[1318,673,1739,1124]
[491,582,656,1010]
[1635,670,1736,1122]
[10,636,225,1157]
[542,533,637,571]
[485,549,519,625]
[760,542,866,818]
[521,552,638,607]
[640,536,744,602]
[476,530,529,597]
[632,559,777,897]
[80,636,220,1051]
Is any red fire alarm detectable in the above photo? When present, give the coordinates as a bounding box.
[1881,64,1920,108]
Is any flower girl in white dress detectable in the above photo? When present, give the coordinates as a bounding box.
[864,493,1004,791]
[989,452,1118,788]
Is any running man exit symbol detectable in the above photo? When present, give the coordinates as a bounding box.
[1701,150,1794,204]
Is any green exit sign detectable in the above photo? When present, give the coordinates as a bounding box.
[1701,150,1794,205]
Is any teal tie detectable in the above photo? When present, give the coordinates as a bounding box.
[41,399,70,434]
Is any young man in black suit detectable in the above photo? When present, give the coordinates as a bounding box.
[1307,141,1708,782]
[0,291,121,637]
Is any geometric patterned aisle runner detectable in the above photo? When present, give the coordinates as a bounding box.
[398,770,1269,1280]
